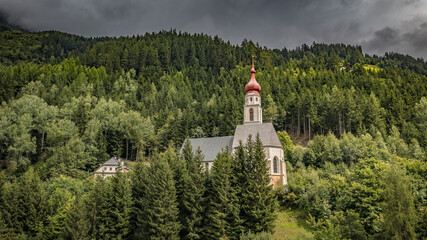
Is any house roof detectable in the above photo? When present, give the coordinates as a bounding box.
[101,157,125,166]
[232,123,282,149]
[182,136,234,162]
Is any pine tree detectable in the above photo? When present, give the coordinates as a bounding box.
[177,140,206,239]
[3,168,47,237]
[236,135,277,234]
[96,168,132,239]
[110,169,132,239]
[132,155,180,240]
[203,149,242,240]
[61,197,91,240]
[87,176,104,239]
[0,172,11,238]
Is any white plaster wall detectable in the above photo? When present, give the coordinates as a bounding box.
[266,146,287,185]
[244,94,262,124]
[204,161,214,171]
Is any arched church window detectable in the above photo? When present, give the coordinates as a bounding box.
[249,108,254,121]
[273,157,278,173]
[256,97,258,102]
[250,97,252,102]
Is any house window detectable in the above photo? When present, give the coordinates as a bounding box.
[256,97,258,102]
[250,108,254,121]
[104,167,107,171]
[273,157,278,173]
[110,167,112,171]
[250,97,252,102]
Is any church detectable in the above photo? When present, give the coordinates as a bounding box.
[183,58,287,186]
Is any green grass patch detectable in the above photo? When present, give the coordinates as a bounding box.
[272,208,314,240]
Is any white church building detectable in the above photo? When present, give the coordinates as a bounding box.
[183,58,287,186]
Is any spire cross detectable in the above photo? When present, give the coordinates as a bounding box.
[250,56,256,73]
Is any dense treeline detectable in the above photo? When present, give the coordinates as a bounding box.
[0,29,426,239]
[0,136,277,239]
[1,30,426,169]
[277,130,426,239]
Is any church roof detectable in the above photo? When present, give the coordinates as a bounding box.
[183,136,234,162]
[232,123,283,149]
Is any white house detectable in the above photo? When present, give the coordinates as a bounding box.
[93,156,130,178]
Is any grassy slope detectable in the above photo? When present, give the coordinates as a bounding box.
[272,209,314,240]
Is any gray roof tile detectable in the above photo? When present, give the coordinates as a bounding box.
[232,123,282,148]
[182,136,234,162]
[101,157,125,166]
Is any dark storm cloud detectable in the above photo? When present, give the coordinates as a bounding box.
[0,0,426,59]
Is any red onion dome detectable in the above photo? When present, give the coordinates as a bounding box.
[245,57,261,95]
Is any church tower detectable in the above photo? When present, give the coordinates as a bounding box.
[183,57,287,187]
[244,57,262,125]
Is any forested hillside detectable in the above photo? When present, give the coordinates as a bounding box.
[0,30,426,239]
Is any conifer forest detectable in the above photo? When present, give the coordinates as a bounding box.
[0,30,426,239]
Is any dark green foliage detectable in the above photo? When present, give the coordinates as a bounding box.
[61,197,91,240]
[235,135,277,234]
[0,29,426,239]
[132,155,180,240]
[203,149,242,239]
[1,168,46,237]
[97,170,132,239]
[176,140,206,239]
[86,176,104,239]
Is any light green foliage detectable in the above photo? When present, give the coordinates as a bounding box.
[264,94,278,123]
[387,126,409,157]
[381,163,416,239]
[6,114,36,171]
[277,131,294,164]
[240,231,272,240]
[414,97,427,150]
[0,30,425,239]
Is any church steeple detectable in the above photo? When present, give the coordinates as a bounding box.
[243,57,262,125]
[245,56,261,95]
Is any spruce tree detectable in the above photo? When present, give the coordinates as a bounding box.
[0,172,10,238]
[177,140,206,239]
[132,155,180,240]
[203,148,242,240]
[235,135,277,234]
[2,168,47,237]
[87,176,104,239]
[97,168,132,239]
[61,197,90,240]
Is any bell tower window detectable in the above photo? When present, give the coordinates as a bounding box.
[249,108,254,121]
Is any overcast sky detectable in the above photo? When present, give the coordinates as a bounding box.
[1,0,427,59]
